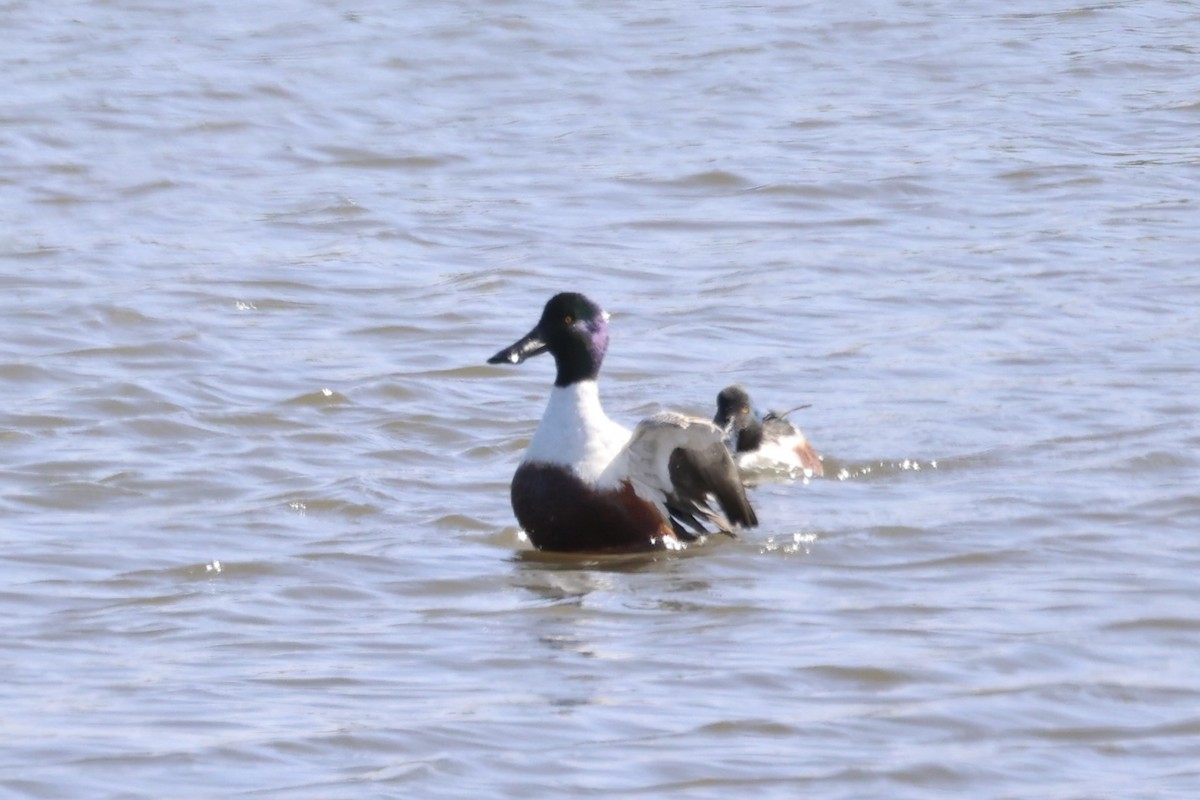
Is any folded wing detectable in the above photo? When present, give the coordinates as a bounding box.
[610,412,758,540]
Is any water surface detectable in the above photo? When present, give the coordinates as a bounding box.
[3,1,1199,797]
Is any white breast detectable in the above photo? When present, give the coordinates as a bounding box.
[522,381,631,484]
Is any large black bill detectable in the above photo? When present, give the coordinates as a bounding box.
[487,328,548,365]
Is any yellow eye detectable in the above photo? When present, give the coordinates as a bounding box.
[741,405,749,414]
[564,315,574,324]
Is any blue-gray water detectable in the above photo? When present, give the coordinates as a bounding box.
[3,1,1199,797]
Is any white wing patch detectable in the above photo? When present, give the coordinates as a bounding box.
[601,412,725,511]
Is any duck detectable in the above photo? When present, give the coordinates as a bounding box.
[487,293,757,553]
[713,385,824,477]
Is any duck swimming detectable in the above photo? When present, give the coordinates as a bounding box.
[714,385,824,477]
[487,293,757,552]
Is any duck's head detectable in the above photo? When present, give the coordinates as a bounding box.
[713,385,763,452]
[487,292,611,387]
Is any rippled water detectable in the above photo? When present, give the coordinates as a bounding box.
[3,1,1199,797]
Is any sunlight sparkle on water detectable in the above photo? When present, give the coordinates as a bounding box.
[760,532,817,555]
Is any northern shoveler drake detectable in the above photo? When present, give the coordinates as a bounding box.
[714,385,824,478]
[487,293,757,553]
